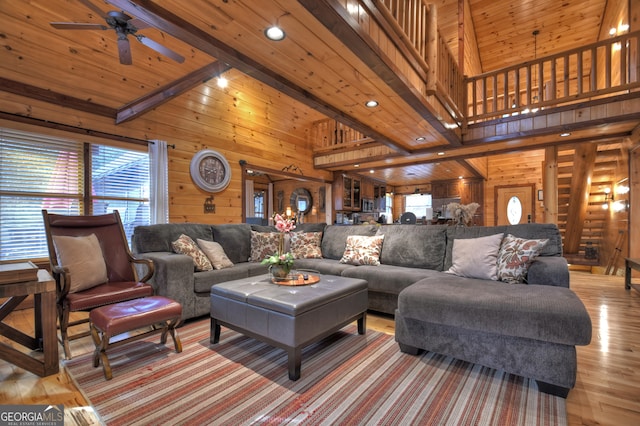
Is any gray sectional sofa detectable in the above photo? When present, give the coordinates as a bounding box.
[131,221,592,396]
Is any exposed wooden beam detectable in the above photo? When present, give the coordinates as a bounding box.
[0,77,116,118]
[455,159,485,179]
[564,144,598,253]
[105,0,411,155]
[297,0,461,147]
[116,61,232,124]
[315,131,630,170]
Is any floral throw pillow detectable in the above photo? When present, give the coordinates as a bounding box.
[290,232,323,259]
[250,231,281,262]
[339,235,385,266]
[172,234,213,271]
[496,234,549,284]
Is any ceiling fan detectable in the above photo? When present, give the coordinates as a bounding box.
[50,0,185,65]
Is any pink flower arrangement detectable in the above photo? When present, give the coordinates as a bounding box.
[274,213,296,233]
[262,213,296,274]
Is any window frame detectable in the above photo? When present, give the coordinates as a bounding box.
[0,127,151,262]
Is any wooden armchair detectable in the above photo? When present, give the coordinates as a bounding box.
[42,210,155,359]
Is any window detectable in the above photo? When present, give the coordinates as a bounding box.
[0,128,150,261]
[91,145,150,238]
[254,189,265,218]
[404,194,432,220]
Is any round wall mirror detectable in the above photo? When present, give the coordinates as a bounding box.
[290,188,313,215]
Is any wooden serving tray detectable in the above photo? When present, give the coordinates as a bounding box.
[271,273,320,286]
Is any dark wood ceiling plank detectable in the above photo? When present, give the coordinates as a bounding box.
[104,0,410,155]
[0,77,116,118]
[116,61,231,124]
[297,0,461,147]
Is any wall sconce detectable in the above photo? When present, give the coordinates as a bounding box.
[604,188,614,201]
[285,206,292,218]
[602,187,613,209]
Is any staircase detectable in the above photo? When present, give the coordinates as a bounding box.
[557,144,621,265]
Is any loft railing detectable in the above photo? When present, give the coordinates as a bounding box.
[313,4,640,150]
[466,30,640,123]
[377,0,465,121]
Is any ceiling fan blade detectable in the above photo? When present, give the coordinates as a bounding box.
[128,18,151,30]
[136,35,185,63]
[50,22,108,30]
[78,0,109,19]
[117,37,133,65]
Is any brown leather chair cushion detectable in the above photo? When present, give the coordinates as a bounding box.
[90,296,182,337]
[68,282,154,311]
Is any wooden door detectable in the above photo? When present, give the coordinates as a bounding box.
[495,184,535,225]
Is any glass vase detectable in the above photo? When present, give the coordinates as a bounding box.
[270,263,291,281]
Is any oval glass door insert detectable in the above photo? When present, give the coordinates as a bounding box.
[507,196,523,225]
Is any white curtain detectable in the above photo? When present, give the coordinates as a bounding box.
[149,140,169,224]
[268,182,274,219]
[245,179,255,217]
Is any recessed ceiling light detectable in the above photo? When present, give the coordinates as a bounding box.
[458,176,463,179]
[415,136,425,141]
[264,26,285,41]
[354,164,360,167]
[369,170,374,173]
[365,100,379,108]
[560,132,571,137]
[217,77,228,88]
[437,152,445,156]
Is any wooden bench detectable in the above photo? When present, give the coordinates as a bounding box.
[90,296,182,380]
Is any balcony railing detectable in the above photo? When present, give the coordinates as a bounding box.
[313,4,640,151]
[377,0,465,121]
[466,31,640,123]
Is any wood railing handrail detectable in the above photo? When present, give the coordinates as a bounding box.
[465,30,640,123]
[375,0,465,122]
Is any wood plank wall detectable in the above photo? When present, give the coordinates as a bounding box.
[485,150,545,226]
[0,71,333,225]
[272,180,328,224]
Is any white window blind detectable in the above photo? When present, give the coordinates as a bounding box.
[0,128,152,261]
[91,145,150,239]
[0,128,83,260]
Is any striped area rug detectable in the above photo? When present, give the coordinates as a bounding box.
[65,319,567,425]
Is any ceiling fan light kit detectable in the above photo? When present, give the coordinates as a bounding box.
[50,0,184,65]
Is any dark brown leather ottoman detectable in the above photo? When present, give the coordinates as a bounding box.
[89,296,182,380]
[210,274,368,380]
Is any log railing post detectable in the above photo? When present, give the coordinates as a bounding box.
[426,3,437,94]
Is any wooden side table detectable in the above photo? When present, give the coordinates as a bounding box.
[0,269,59,376]
[624,258,640,292]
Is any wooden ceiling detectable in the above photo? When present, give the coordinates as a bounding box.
[0,0,637,187]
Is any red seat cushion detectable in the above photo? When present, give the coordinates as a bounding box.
[66,281,154,311]
[90,296,182,336]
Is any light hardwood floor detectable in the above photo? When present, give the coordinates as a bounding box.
[1,271,639,425]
